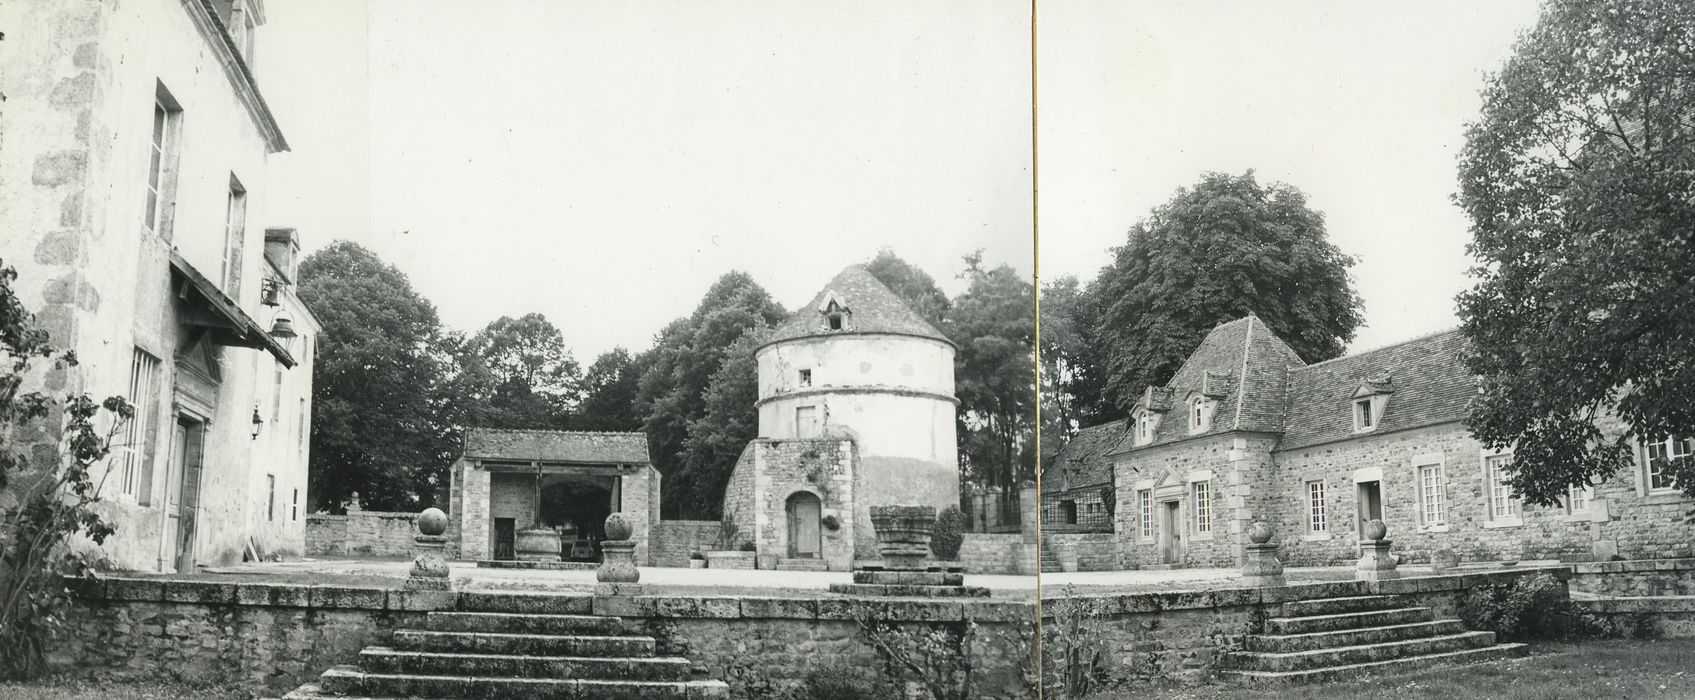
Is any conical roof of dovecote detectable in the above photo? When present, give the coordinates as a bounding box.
[760,265,955,349]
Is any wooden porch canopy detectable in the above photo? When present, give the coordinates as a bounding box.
[169,251,295,367]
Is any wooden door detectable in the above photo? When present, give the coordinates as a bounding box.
[1159,501,1182,564]
[493,518,516,560]
[787,493,822,559]
[172,419,203,573]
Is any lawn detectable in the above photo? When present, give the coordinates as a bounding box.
[1092,639,1695,700]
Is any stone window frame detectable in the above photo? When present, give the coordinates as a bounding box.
[144,81,185,240]
[797,368,812,388]
[222,174,249,296]
[1187,396,1212,434]
[1480,447,1524,529]
[1352,397,1378,433]
[1412,452,1449,533]
[1304,479,1328,536]
[1640,435,1692,497]
[119,347,163,505]
[1134,411,1157,446]
[1187,470,1215,540]
[1133,481,1155,544]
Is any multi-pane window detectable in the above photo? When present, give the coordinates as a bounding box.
[1189,398,1207,432]
[1568,483,1593,513]
[1485,454,1521,520]
[1645,435,1691,494]
[798,369,812,387]
[222,176,248,295]
[1192,480,1213,533]
[1354,398,1375,431]
[1135,414,1155,445]
[1306,480,1327,532]
[1418,463,1446,526]
[1138,489,1153,539]
[121,349,161,501]
[144,86,182,236]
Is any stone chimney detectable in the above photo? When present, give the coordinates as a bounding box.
[264,228,300,282]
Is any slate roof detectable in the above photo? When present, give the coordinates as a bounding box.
[1108,315,1305,455]
[1279,329,1473,451]
[762,266,953,349]
[463,428,651,464]
[1041,420,1127,496]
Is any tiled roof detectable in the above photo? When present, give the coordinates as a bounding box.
[1279,329,1473,450]
[1041,420,1127,495]
[1108,315,1304,454]
[762,266,952,348]
[464,428,651,464]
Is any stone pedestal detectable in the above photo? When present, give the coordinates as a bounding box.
[1356,539,1399,581]
[407,534,452,591]
[871,505,936,570]
[597,540,640,583]
[1240,542,1286,587]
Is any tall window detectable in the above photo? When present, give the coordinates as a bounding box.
[271,366,284,421]
[266,474,276,522]
[297,398,307,447]
[1485,453,1521,521]
[1189,398,1209,432]
[121,349,161,501]
[223,176,248,295]
[1353,398,1376,431]
[291,488,300,521]
[1645,435,1691,494]
[1568,483,1593,513]
[1135,414,1155,445]
[144,84,183,237]
[1306,480,1327,532]
[795,405,819,438]
[1418,463,1446,527]
[1192,480,1213,533]
[1138,489,1153,539]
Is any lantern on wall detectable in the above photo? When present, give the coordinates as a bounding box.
[251,405,264,440]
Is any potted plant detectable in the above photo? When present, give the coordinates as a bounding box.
[688,552,707,569]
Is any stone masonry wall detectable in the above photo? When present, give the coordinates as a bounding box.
[650,520,721,568]
[1047,533,1117,571]
[1569,558,1695,596]
[1114,433,1262,569]
[305,512,419,558]
[750,438,857,570]
[957,533,1024,574]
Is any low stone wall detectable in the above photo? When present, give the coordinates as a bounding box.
[1042,567,1570,684]
[1047,533,1117,571]
[305,511,420,557]
[1569,558,1695,596]
[959,533,1031,575]
[650,520,721,568]
[1573,596,1695,638]
[56,577,1033,698]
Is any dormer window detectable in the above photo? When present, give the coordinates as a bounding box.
[798,369,812,387]
[826,313,843,330]
[1135,412,1157,446]
[819,292,851,332]
[1354,397,1376,431]
[1188,397,1211,433]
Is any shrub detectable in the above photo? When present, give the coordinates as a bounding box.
[1460,571,1576,641]
[0,260,131,679]
[931,505,966,561]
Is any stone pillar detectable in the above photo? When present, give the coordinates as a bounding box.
[460,465,491,561]
[619,468,651,566]
[1018,482,1040,575]
[597,513,640,584]
[1239,521,1285,587]
[1356,519,1399,581]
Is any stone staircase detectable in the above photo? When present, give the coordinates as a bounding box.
[1222,594,1527,685]
[1038,540,1061,573]
[280,595,729,699]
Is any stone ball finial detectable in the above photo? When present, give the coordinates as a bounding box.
[1363,518,1388,541]
[418,507,448,536]
[605,512,634,541]
[1247,520,1274,544]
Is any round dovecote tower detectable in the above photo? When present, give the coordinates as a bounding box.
[755,265,960,557]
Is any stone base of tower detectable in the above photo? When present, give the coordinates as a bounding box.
[720,439,859,571]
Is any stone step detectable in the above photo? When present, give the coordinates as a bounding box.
[1265,606,1434,635]
[1222,643,1529,686]
[1246,619,1468,653]
[1227,631,1498,673]
[1280,595,1403,618]
[776,558,829,572]
[313,666,730,699]
[357,646,692,681]
[456,591,593,615]
[427,611,626,635]
[391,629,657,657]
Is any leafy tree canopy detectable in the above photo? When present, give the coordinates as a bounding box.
[1457,0,1695,505]
[1078,171,1364,416]
[948,252,1037,494]
[676,326,774,518]
[457,313,582,429]
[570,347,644,432]
[865,248,951,330]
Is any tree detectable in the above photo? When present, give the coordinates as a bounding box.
[634,272,786,518]
[1038,275,1091,446]
[675,326,774,518]
[1081,171,1364,414]
[948,252,1037,499]
[1456,0,1695,505]
[460,313,582,429]
[865,248,951,330]
[297,242,454,511]
[571,348,643,431]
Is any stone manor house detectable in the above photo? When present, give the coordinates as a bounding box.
[2,0,321,570]
[1046,315,1693,570]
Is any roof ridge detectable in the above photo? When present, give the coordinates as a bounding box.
[1232,316,1255,428]
[1293,326,1465,372]
[471,427,647,437]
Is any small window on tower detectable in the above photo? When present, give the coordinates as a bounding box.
[798,369,812,387]
[827,313,843,330]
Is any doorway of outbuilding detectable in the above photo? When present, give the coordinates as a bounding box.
[539,476,613,561]
[786,491,823,559]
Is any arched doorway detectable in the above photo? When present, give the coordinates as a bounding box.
[786,491,823,559]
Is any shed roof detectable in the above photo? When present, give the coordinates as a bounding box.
[1041,419,1126,495]
[463,428,651,464]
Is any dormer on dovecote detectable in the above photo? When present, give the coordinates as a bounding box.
[818,291,853,332]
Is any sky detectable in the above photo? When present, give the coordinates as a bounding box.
[261,0,1033,361]
[1037,0,1544,352]
[260,1,1548,361]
